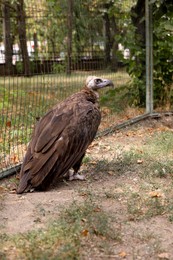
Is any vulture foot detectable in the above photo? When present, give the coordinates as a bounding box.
[68,169,86,181]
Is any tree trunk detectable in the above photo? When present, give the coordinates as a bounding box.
[1,1,13,75]
[16,0,31,76]
[66,0,73,75]
[111,18,118,72]
[131,0,146,105]
[33,32,38,60]
[103,11,111,67]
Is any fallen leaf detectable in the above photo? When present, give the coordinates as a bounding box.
[94,207,101,212]
[119,251,127,258]
[0,186,7,193]
[79,192,88,197]
[158,252,169,259]
[108,171,114,175]
[81,229,89,236]
[11,155,19,163]
[6,121,11,127]
[89,142,99,148]
[91,161,97,165]
[149,191,163,198]
[158,126,169,132]
[137,159,143,164]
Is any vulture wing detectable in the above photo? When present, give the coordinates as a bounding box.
[17,92,101,193]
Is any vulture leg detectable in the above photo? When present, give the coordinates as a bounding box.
[68,170,86,181]
[68,153,86,181]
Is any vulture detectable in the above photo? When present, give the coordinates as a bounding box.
[17,76,114,194]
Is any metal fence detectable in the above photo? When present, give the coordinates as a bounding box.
[0,0,172,179]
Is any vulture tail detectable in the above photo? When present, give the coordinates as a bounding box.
[17,149,58,194]
[17,171,32,194]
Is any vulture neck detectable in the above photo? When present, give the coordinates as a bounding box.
[82,86,99,103]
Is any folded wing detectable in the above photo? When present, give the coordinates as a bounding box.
[17,97,100,193]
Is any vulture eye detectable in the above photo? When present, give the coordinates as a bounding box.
[95,78,102,84]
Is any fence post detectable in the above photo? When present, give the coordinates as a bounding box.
[145,0,153,113]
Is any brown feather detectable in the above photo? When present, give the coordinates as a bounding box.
[17,77,113,194]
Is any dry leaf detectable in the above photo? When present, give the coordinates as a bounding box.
[81,229,89,236]
[6,121,11,127]
[89,141,99,148]
[94,207,101,212]
[149,191,163,198]
[158,252,169,259]
[11,155,19,163]
[119,251,127,258]
[137,159,143,164]
[91,161,97,165]
[108,171,114,175]
[79,192,88,197]
[0,186,7,193]
[158,126,169,132]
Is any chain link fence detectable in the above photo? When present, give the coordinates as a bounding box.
[0,0,172,178]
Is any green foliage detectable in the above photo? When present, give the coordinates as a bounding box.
[100,86,133,112]
[16,61,36,74]
[15,61,23,74]
[116,0,173,107]
[153,8,173,107]
[52,63,66,73]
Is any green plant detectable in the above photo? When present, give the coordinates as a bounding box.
[52,63,65,73]
[118,1,173,107]
[16,61,24,74]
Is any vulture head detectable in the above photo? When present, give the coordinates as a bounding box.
[86,76,114,91]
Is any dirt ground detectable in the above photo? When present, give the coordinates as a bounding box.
[0,114,173,259]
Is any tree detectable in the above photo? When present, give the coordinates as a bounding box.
[1,0,13,74]
[16,0,31,76]
[0,0,31,76]
[119,0,173,107]
[88,0,132,71]
[66,0,73,74]
[130,0,146,105]
[152,0,173,107]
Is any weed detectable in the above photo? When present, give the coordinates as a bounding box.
[144,131,173,157]
[126,187,168,221]
[167,200,173,223]
[82,156,91,164]
[149,160,173,178]
[146,197,166,217]
[127,192,144,220]
[0,197,121,259]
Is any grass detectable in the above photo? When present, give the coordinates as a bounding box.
[1,71,173,258]
[84,129,173,223]
[0,70,130,117]
[1,121,173,258]
[111,131,173,177]
[0,70,130,168]
[0,197,120,260]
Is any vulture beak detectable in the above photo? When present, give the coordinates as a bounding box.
[86,76,114,90]
[96,78,114,89]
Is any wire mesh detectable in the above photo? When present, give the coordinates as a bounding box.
[1,0,171,178]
